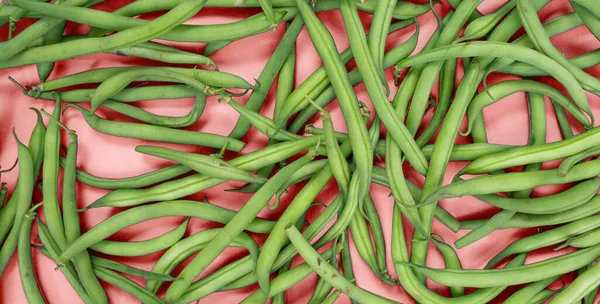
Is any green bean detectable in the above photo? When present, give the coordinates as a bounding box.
[431,237,464,297]
[59,200,274,262]
[471,178,600,215]
[0,0,88,61]
[164,150,317,301]
[136,145,267,184]
[504,276,561,304]
[340,0,427,175]
[37,219,96,304]
[363,194,388,277]
[412,61,481,275]
[500,48,600,77]
[257,0,276,27]
[110,41,216,67]
[416,58,456,147]
[320,107,351,196]
[553,102,575,140]
[90,218,188,256]
[0,0,207,69]
[273,33,296,121]
[308,251,338,304]
[64,104,244,151]
[88,255,178,281]
[293,0,373,194]
[18,212,44,304]
[465,79,591,135]
[101,93,206,128]
[572,0,600,40]
[404,0,481,140]
[550,259,600,303]
[0,132,35,276]
[517,0,600,95]
[283,18,415,131]
[558,226,600,249]
[92,266,163,304]
[59,123,108,304]
[459,1,515,41]
[89,136,320,208]
[0,108,45,245]
[204,40,231,56]
[289,22,419,134]
[228,16,304,140]
[272,213,307,304]
[36,20,66,83]
[321,291,341,304]
[404,243,600,288]
[60,160,191,190]
[486,215,600,269]
[286,224,396,303]
[26,84,197,103]
[146,228,258,293]
[395,42,593,122]
[558,146,600,176]
[367,0,395,75]
[226,98,302,141]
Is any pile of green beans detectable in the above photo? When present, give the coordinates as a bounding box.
[2,0,600,303]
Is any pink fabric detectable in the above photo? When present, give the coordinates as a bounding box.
[1,0,599,303]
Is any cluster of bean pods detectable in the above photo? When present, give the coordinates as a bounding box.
[1,0,600,303]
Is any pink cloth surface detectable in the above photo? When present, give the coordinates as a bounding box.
[1,0,600,303]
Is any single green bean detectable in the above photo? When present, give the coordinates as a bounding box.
[504,276,561,304]
[459,0,515,41]
[92,266,163,304]
[89,255,178,281]
[558,146,600,176]
[18,212,44,304]
[550,258,600,303]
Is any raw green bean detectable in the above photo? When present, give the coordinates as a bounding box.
[0,0,208,68]
[146,228,258,293]
[432,237,464,297]
[164,151,317,301]
[464,79,591,135]
[92,266,163,304]
[136,145,267,184]
[88,255,178,281]
[550,258,600,303]
[204,40,231,56]
[273,32,296,121]
[405,243,600,288]
[505,276,561,304]
[59,200,275,262]
[26,84,197,103]
[558,226,600,249]
[363,194,387,277]
[36,20,65,83]
[226,98,302,141]
[59,124,108,304]
[257,0,276,27]
[272,213,306,304]
[340,0,427,175]
[293,0,373,195]
[90,218,188,256]
[367,0,395,75]
[308,251,338,304]
[572,0,600,40]
[553,102,575,140]
[500,49,600,77]
[88,136,320,208]
[64,104,244,151]
[320,107,351,196]
[228,16,304,140]
[486,215,600,269]
[558,146,600,176]
[0,132,35,276]
[459,1,515,41]
[395,41,593,122]
[18,212,44,304]
[286,224,396,303]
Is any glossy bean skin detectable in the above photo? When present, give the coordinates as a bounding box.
[92,266,163,304]
[164,152,315,301]
[64,104,245,152]
[285,225,397,304]
[146,228,258,294]
[395,41,593,121]
[18,213,44,304]
[0,132,35,276]
[293,0,373,197]
[135,145,268,184]
[59,200,275,262]
[60,128,109,304]
[0,0,208,68]
[405,243,600,288]
[89,218,188,256]
[89,136,320,208]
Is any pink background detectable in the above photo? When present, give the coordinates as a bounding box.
[1,0,600,303]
